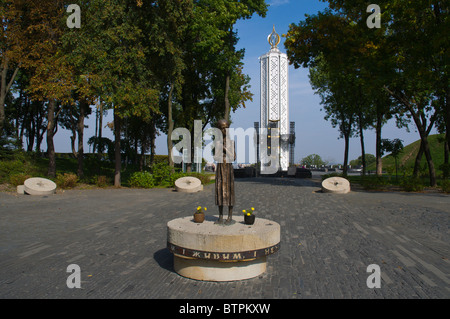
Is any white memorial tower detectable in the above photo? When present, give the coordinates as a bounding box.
[257,26,292,174]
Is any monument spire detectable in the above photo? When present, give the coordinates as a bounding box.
[268,25,281,50]
[258,25,293,174]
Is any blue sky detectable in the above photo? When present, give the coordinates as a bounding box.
[52,0,434,165]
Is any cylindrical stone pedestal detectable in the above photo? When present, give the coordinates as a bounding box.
[167,216,280,282]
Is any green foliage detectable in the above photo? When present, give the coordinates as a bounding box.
[9,173,32,187]
[368,134,447,176]
[153,155,170,166]
[301,154,327,167]
[55,173,78,189]
[441,180,450,194]
[440,163,450,179]
[90,175,110,188]
[0,151,43,183]
[400,177,424,192]
[151,162,175,186]
[128,171,155,189]
[360,176,390,191]
[285,1,449,187]
[350,154,376,167]
[188,172,213,186]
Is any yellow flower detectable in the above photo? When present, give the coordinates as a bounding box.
[204,207,207,211]
[247,213,251,216]
[242,210,246,213]
[251,207,255,211]
[197,206,202,211]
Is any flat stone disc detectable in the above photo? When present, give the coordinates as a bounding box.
[175,177,203,193]
[24,178,57,196]
[322,177,351,194]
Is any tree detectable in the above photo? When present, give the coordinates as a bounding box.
[381,138,404,181]
[350,154,376,167]
[65,0,161,186]
[285,9,394,176]
[14,0,74,177]
[319,0,448,186]
[159,0,267,171]
[301,154,327,167]
[0,0,25,137]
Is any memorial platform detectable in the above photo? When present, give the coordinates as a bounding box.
[167,216,280,282]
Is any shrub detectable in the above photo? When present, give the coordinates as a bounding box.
[92,175,109,187]
[361,176,389,190]
[9,173,32,186]
[129,171,155,189]
[0,159,26,183]
[189,172,213,185]
[440,163,450,179]
[400,177,424,192]
[151,162,174,186]
[56,173,78,189]
[441,180,450,194]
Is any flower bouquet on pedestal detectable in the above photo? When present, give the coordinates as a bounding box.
[243,207,256,225]
[194,206,206,223]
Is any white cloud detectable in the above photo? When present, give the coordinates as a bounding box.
[268,0,290,7]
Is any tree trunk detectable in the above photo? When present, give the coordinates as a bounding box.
[0,60,7,136]
[445,90,450,161]
[114,109,121,187]
[415,109,437,186]
[0,58,20,136]
[139,140,146,172]
[35,102,46,154]
[77,100,87,178]
[69,106,77,157]
[410,111,437,187]
[47,99,57,178]
[444,134,449,179]
[26,98,35,152]
[384,86,437,186]
[167,83,175,169]
[445,134,449,165]
[150,118,156,166]
[413,141,424,178]
[375,113,383,176]
[97,101,103,159]
[422,135,437,187]
[358,113,366,175]
[343,132,350,176]
[224,72,231,121]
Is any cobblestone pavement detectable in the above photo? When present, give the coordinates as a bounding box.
[0,177,449,299]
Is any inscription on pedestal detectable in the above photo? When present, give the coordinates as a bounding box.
[168,243,280,261]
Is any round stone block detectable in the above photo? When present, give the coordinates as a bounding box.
[322,177,351,194]
[24,178,57,196]
[174,256,267,282]
[174,177,203,193]
[167,216,280,282]
[17,185,25,195]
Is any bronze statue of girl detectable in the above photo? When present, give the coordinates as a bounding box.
[214,119,236,225]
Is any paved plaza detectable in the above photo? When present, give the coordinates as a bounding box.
[0,176,449,299]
